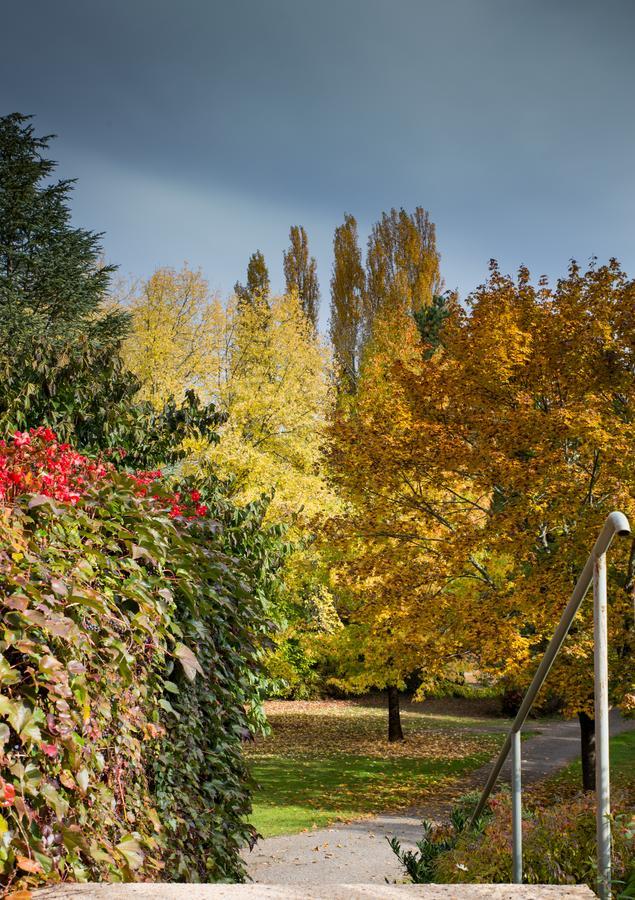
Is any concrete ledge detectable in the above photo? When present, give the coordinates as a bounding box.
[32,883,596,898]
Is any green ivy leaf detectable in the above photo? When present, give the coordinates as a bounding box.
[116,833,144,871]
[174,642,204,681]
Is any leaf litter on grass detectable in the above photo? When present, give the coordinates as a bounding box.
[246,699,503,761]
[246,699,507,836]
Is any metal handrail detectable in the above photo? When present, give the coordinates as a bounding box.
[469,510,631,899]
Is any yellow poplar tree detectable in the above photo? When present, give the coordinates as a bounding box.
[190,290,338,526]
[326,207,461,739]
[124,266,336,527]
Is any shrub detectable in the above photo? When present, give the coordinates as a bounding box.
[388,792,492,883]
[262,633,323,700]
[0,429,285,890]
[428,792,634,894]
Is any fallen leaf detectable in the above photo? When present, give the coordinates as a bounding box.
[16,855,42,873]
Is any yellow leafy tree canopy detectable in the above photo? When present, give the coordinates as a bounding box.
[123,266,340,530]
[328,259,635,715]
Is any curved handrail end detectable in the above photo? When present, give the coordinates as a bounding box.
[607,510,631,538]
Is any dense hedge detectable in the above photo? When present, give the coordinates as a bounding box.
[0,430,285,889]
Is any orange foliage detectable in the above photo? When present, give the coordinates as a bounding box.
[328,259,635,715]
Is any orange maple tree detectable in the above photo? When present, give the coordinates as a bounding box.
[328,259,635,776]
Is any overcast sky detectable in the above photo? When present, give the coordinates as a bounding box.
[2,0,634,329]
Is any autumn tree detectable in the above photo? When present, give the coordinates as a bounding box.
[124,268,340,691]
[283,225,320,329]
[325,207,446,738]
[364,206,442,340]
[330,256,635,775]
[123,266,220,406]
[201,289,340,695]
[125,266,336,525]
[427,259,635,787]
[326,291,466,741]
[329,214,365,392]
[204,292,337,530]
[234,249,270,307]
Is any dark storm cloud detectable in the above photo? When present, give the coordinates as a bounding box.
[2,0,634,323]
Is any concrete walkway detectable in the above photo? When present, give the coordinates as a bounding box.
[33,884,595,898]
[244,713,633,885]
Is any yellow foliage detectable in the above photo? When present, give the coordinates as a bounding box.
[124,266,339,531]
[188,291,339,528]
[325,293,466,692]
[123,265,221,406]
[329,259,635,714]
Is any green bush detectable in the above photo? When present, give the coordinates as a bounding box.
[148,485,288,881]
[389,792,492,883]
[430,792,634,894]
[0,458,285,889]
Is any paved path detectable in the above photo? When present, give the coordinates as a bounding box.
[244,713,634,885]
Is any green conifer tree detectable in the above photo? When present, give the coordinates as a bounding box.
[0,113,126,343]
[0,113,133,439]
[0,113,217,463]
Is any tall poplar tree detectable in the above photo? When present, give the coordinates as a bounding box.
[329,213,365,392]
[364,206,441,340]
[283,225,320,329]
[234,250,270,306]
[325,207,442,736]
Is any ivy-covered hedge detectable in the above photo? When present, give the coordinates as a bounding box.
[0,430,285,890]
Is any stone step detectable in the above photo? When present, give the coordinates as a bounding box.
[32,883,595,899]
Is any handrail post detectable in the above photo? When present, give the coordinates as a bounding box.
[594,551,611,900]
[511,729,522,884]
[467,511,630,891]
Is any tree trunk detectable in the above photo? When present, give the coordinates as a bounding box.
[579,711,596,791]
[387,685,404,742]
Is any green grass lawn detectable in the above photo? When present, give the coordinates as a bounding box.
[528,728,635,807]
[250,749,496,836]
[525,731,635,808]
[246,698,507,837]
[564,728,634,781]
